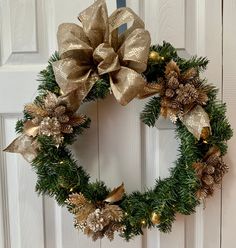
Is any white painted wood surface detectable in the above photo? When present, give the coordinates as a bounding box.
[0,0,234,247]
[222,1,236,248]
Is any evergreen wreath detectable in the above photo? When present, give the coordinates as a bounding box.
[4,0,233,242]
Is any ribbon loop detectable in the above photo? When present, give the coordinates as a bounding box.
[108,7,144,49]
[118,28,151,73]
[57,23,93,61]
[78,0,109,48]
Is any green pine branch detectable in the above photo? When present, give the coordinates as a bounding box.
[177,56,209,72]
[140,97,161,127]
[37,51,60,96]
[144,41,209,82]
[84,78,110,102]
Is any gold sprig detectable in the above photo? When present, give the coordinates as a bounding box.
[23,92,87,146]
[67,184,125,241]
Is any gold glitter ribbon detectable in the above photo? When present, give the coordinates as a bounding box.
[4,134,38,163]
[181,105,211,140]
[52,0,151,106]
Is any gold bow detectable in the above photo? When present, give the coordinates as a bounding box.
[52,0,151,106]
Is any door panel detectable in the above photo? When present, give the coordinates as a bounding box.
[222,1,236,248]
[0,0,224,247]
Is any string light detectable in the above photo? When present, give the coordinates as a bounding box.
[141,220,146,225]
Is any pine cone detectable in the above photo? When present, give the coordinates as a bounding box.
[176,83,199,105]
[167,76,179,89]
[170,100,182,110]
[165,88,175,98]
[54,105,66,116]
[202,174,214,186]
[39,117,61,136]
[87,209,110,232]
[58,114,70,123]
[204,165,215,175]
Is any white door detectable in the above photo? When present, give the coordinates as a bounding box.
[0,0,234,248]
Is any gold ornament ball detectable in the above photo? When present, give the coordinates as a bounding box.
[149,51,164,62]
[151,212,160,225]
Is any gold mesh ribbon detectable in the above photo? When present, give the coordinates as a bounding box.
[52,0,151,106]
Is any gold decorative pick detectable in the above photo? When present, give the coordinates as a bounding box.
[104,183,125,203]
[151,212,160,225]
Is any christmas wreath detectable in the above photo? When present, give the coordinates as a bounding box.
[4,0,233,242]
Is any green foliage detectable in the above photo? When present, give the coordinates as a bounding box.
[144,42,209,82]
[84,78,110,102]
[140,97,161,127]
[15,111,32,133]
[205,99,233,155]
[82,181,109,204]
[15,119,24,134]
[178,56,209,72]
[145,42,177,81]
[37,51,60,96]
[63,117,91,145]
[32,136,90,205]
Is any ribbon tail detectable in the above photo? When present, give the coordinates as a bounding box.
[137,82,163,99]
[181,105,211,140]
[110,66,146,106]
[3,134,38,163]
